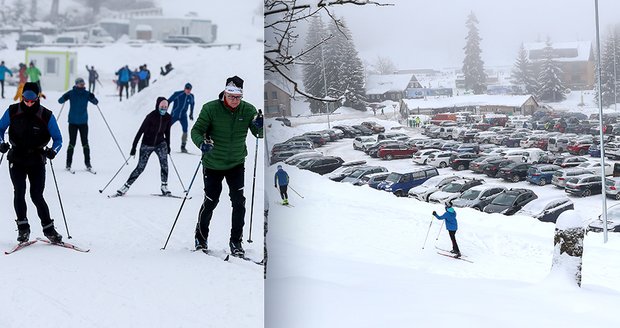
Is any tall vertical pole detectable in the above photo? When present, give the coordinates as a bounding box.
[595,0,609,242]
[320,41,331,129]
[614,30,618,111]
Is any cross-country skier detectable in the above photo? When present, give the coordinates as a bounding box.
[116,97,172,196]
[0,60,13,98]
[58,77,99,172]
[274,164,289,205]
[191,75,263,255]
[13,63,27,101]
[0,82,63,243]
[167,82,195,153]
[115,65,130,101]
[26,61,42,94]
[432,201,460,258]
[85,65,99,93]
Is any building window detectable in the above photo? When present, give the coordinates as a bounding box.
[45,57,58,74]
[272,91,278,99]
[264,92,267,100]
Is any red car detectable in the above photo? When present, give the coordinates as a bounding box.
[377,144,417,160]
[567,143,592,155]
[535,138,549,150]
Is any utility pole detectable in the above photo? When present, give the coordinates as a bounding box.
[320,41,330,129]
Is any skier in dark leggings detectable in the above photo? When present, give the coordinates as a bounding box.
[58,77,99,171]
[0,82,64,243]
[274,164,289,205]
[432,201,460,258]
[116,97,171,196]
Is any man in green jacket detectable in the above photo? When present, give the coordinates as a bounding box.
[27,61,42,93]
[191,75,263,256]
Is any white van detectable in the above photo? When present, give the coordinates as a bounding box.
[501,148,545,164]
[439,127,455,140]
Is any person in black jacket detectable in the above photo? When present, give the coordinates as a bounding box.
[85,65,99,93]
[0,82,64,243]
[116,97,172,196]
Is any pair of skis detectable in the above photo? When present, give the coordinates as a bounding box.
[435,246,473,263]
[66,168,97,175]
[194,248,264,266]
[5,238,90,255]
[108,193,190,199]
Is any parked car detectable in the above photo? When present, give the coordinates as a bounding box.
[271,148,316,164]
[16,32,44,50]
[455,143,480,154]
[298,156,344,175]
[333,125,360,138]
[587,143,601,157]
[283,151,323,165]
[407,175,460,202]
[353,136,377,151]
[450,153,480,170]
[588,204,620,232]
[412,149,440,165]
[302,132,328,146]
[483,189,538,215]
[551,168,593,188]
[564,174,603,197]
[452,184,506,211]
[366,140,401,156]
[377,132,408,141]
[351,125,374,136]
[503,133,527,147]
[358,172,390,188]
[378,166,439,197]
[577,161,613,176]
[377,144,418,160]
[604,142,620,159]
[567,142,592,155]
[274,117,292,127]
[428,178,484,204]
[526,164,561,186]
[605,177,620,200]
[554,156,588,168]
[341,166,388,184]
[516,196,574,223]
[327,160,368,181]
[361,121,385,133]
[496,163,533,182]
[482,159,515,178]
[469,156,502,173]
[271,142,313,154]
[426,151,454,168]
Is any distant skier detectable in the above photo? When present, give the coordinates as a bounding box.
[26,61,42,94]
[58,77,99,172]
[116,97,172,196]
[115,65,131,101]
[130,68,139,96]
[274,165,289,205]
[191,75,263,255]
[432,201,460,258]
[167,82,195,153]
[85,65,99,93]
[0,60,13,98]
[137,65,148,92]
[144,64,151,87]
[13,63,27,101]
[0,82,63,243]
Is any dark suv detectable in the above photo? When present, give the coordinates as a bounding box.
[482,159,515,178]
[450,153,480,170]
[298,156,344,175]
[496,163,533,182]
[483,188,538,215]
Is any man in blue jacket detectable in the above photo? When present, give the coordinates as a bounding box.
[432,201,460,258]
[167,82,195,153]
[58,77,99,171]
[115,65,130,101]
[274,164,290,205]
[0,60,13,98]
[0,82,63,243]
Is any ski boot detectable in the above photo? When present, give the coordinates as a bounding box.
[229,239,245,256]
[282,199,289,205]
[161,182,171,196]
[195,237,208,251]
[16,219,30,243]
[117,183,130,196]
[43,225,63,244]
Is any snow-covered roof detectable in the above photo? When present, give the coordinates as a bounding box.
[401,95,536,110]
[524,41,592,62]
[366,74,415,95]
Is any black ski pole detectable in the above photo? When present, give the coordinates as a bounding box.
[161,159,202,250]
[247,136,259,243]
[99,156,132,193]
[49,159,72,239]
[168,153,187,192]
[289,185,304,199]
[57,103,65,124]
[0,152,4,166]
[95,104,128,163]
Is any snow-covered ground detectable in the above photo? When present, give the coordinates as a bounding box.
[0,2,264,327]
[266,109,620,328]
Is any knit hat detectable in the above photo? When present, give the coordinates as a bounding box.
[277,165,282,169]
[224,76,243,95]
[185,82,192,90]
[155,96,168,110]
[75,77,85,85]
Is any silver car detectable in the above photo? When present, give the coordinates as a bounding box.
[605,177,620,200]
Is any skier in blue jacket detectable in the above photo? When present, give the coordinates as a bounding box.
[274,164,289,205]
[432,201,460,258]
[115,65,131,101]
[0,60,13,98]
[167,83,195,153]
[58,77,99,171]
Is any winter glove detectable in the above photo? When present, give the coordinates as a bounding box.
[274,184,277,188]
[130,147,136,157]
[200,139,214,153]
[44,148,56,160]
[167,146,171,155]
[189,113,194,121]
[252,115,263,129]
[432,211,437,216]
[0,142,9,153]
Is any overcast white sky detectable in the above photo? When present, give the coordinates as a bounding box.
[328,0,620,70]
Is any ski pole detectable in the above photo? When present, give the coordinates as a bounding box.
[57,103,65,123]
[99,156,132,193]
[247,135,260,244]
[168,153,187,192]
[435,221,444,240]
[161,159,202,250]
[49,159,72,239]
[422,218,433,249]
[95,104,128,163]
[289,185,304,199]
[0,152,4,166]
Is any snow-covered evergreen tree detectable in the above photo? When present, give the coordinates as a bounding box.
[462,12,486,94]
[536,38,567,102]
[511,43,537,95]
[326,18,366,110]
[302,16,329,113]
[594,32,618,107]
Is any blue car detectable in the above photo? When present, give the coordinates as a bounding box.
[588,144,601,157]
[526,164,561,186]
[377,166,439,197]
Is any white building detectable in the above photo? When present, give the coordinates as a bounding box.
[128,17,216,43]
[25,48,77,92]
